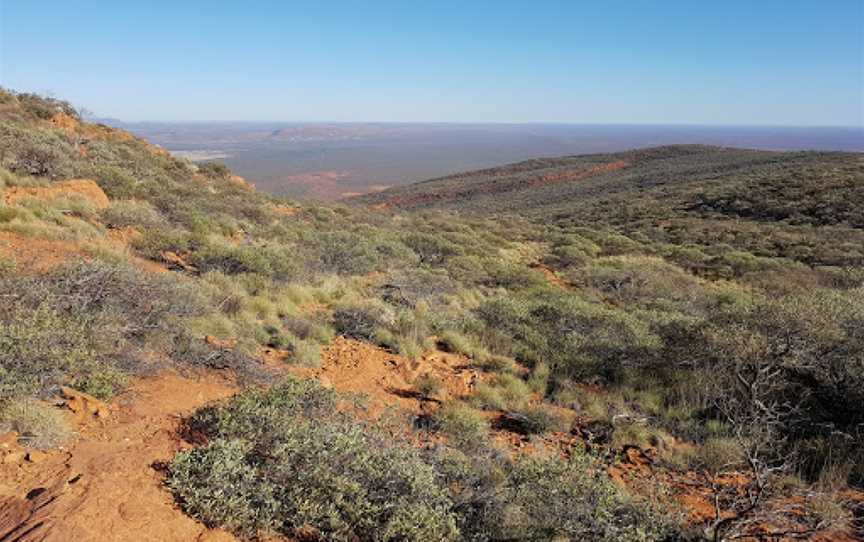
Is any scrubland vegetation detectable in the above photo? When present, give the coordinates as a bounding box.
[168,376,675,541]
[1,89,862,540]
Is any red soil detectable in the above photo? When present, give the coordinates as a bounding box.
[527,160,629,188]
[372,160,630,210]
[3,179,110,209]
[0,232,90,271]
[277,170,351,200]
[0,372,238,542]
[529,262,571,290]
[289,336,481,416]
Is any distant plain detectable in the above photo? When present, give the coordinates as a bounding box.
[115,121,864,199]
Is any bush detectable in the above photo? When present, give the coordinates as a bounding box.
[0,399,71,449]
[196,161,231,179]
[437,450,677,542]
[0,300,107,400]
[434,402,489,451]
[0,259,209,401]
[332,303,390,342]
[165,439,278,535]
[170,379,459,541]
[470,383,507,411]
[476,289,663,385]
[414,373,442,399]
[499,405,564,435]
[13,91,78,120]
[437,329,489,362]
[0,123,76,179]
[184,377,337,442]
[100,200,167,230]
[171,379,675,541]
[694,437,746,473]
[310,231,385,275]
[404,232,462,265]
[497,455,674,541]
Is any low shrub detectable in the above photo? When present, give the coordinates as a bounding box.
[437,450,678,542]
[184,377,337,442]
[0,123,76,179]
[0,399,71,449]
[469,383,507,411]
[414,373,442,399]
[437,329,489,362]
[170,379,459,541]
[0,259,211,401]
[498,455,674,541]
[433,402,489,451]
[499,405,564,435]
[332,302,390,342]
[170,378,676,541]
[100,200,167,230]
[694,437,746,473]
[0,300,108,400]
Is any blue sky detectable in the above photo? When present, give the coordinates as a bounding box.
[1,1,862,125]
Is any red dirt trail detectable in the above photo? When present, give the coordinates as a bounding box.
[0,372,238,542]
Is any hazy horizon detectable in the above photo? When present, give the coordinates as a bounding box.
[110,119,864,129]
[117,120,864,200]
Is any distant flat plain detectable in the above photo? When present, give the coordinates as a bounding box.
[114,121,864,200]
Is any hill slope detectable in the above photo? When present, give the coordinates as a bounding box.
[1,90,863,541]
[358,145,864,269]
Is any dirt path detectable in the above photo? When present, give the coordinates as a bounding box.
[0,372,238,542]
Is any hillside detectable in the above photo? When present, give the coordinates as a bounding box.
[0,90,862,541]
[358,145,864,271]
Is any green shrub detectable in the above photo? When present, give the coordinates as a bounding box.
[0,255,15,274]
[476,289,663,385]
[437,450,677,542]
[694,437,747,473]
[13,91,78,120]
[0,123,76,179]
[0,399,71,449]
[470,383,507,411]
[473,354,518,374]
[502,405,564,435]
[166,439,278,535]
[0,259,210,401]
[184,377,337,442]
[310,231,385,275]
[434,402,489,451]
[414,373,442,399]
[0,300,106,400]
[289,338,322,366]
[170,379,459,541]
[404,232,462,265]
[543,235,601,269]
[100,200,167,230]
[196,161,231,179]
[498,455,674,541]
[171,379,675,541]
[496,373,532,404]
[437,329,489,362]
[332,302,390,342]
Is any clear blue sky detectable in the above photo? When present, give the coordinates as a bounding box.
[1,1,862,125]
